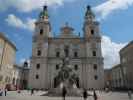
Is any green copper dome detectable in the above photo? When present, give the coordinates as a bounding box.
[85,5,95,18]
[39,5,49,18]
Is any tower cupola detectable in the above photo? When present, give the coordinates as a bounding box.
[83,5,100,38]
[33,5,52,39]
[39,5,49,21]
[85,5,95,22]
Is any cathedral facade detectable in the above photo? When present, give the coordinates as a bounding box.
[28,5,104,90]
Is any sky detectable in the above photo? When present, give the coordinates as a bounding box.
[0,0,133,69]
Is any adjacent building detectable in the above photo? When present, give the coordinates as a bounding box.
[110,64,124,89]
[104,41,133,90]
[104,69,112,88]
[29,5,104,90]
[120,41,133,89]
[0,32,17,88]
[13,62,30,89]
[12,64,22,87]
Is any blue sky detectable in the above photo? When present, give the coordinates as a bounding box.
[0,0,132,68]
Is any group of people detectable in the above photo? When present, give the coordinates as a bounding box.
[1,86,132,100]
[83,89,98,100]
[0,88,7,96]
[62,86,98,100]
[62,87,133,100]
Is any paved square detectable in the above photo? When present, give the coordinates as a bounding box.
[0,91,133,100]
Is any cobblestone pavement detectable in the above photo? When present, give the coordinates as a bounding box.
[0,91,133,100]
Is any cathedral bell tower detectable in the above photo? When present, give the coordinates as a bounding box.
[32,5,51,57]
[82,5,104,89]
[29,5,51,89]
[34,5,51,40]
[83,5,100,39]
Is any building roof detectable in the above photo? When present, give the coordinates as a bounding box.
[14,64,23,69]
[104,69,111,72]
[0,32,17,51]
[111,64,121,70]
[120,40,133,54]
[14,64,30,70]
[58,23,81,38]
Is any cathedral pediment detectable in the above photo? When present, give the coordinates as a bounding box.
[59,22,79,38]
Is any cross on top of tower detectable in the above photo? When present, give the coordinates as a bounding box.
[43,5,47,11]
[39,4,49,20]
[85,5,95,20]
[87,5,91,10]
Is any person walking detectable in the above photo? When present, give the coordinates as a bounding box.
[93,90,98,100]
[128,90,132,99]
[31,88,34,95]
[83,89,88,100]
[4,88,7,96]
[62,86,67,100]
[0,89,3,96]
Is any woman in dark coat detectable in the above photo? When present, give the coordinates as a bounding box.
[62,86,67,100]
[83,89,88,100]
[93,90,98,100]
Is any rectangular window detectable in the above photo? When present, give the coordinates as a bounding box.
[56,52,60,57]
[92,51,96,57]
[74,52,78,58]
[93,64,97,70]
[91,29,94,35]
[74,65,78,70]
[56,64,59,70]
[36,64,40,69]
[94,75,98,80]
[40,29,43,35]
[37,50,41,56]
[36,75,39,79]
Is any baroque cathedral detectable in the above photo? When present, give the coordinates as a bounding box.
[28,5,104,90]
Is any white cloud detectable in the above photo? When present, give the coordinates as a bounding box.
[102,35,127,69]
[5,14,36,31]
[20,58,27,64]
[25,18,36,31]
[0,0,76,12]
[94,0,133,19]
[6,14,26,29]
